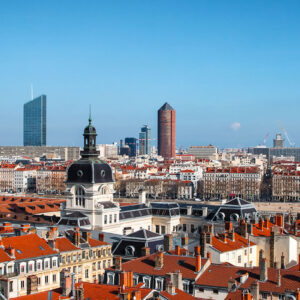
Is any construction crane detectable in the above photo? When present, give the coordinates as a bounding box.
[262,133,269,146]
[278,120,295,147]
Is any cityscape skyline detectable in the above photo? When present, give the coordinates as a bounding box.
[1,1,300,148]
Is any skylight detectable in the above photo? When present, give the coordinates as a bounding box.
[39,246,44,250]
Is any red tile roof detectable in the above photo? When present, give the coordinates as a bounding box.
[0,248,13,263]
[55,237,79,252]
[2,233,57,260]
[88,238,109,247]
[211,233,255,253]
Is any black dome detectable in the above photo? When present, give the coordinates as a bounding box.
[66,159,114,184]
[84,124,97,135]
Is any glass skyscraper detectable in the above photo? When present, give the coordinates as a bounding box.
[139,125,151,155]
[23,95,47,146]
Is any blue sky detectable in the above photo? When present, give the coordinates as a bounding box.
[0,1,300,148]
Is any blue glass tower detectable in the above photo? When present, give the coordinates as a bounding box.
[23,95,47,146]
[139,125,151,155]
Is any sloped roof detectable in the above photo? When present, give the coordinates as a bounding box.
[127,229,161,239]
[159,102,174,111]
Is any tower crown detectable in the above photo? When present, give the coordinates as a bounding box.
[81,116,99,159]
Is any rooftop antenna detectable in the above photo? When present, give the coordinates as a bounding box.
[30,84,34,100]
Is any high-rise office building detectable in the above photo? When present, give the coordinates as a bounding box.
[23,95,47,146]
[125,137,137,157]
[158,102,176,159]
[139,125,151,155]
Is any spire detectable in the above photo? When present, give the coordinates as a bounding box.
[89,104,92,125]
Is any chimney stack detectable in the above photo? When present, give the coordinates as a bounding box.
[74,227,80,247]
[175,245,180,255]
[250,281,259,300]
[164,234,173,252]
[195,253,201,273]
[120,271,133,288]
[260,258,268,282]
[98,233,104,242]
[115,256,122,271]
[141,247,150,257]
[200,232,207,257]
[225,221,233,231]
[281,252,285,269]
[277,269,281,287]
[155,252,164,269]
[181,234,189,247]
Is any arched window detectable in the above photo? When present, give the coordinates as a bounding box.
[75,186,85,208]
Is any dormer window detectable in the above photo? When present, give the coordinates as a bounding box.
[125,246,135,257]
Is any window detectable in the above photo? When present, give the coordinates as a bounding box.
[73,266,77,273]
[0,268,2,275]
[21,280,25,289]
[93,263,96,271]
[104,215,107,224]
[250,248,252,254]
[67,256,71,263]
[73,255,77,262]
[78,254,82,261]
[82,251,86,259]
[9,281,13,292]
[114,214,117,222]
[161,226,166,234]
[75,186,85,207]
[238,256,241,264]
[38,277,41,285]
[45,261,49,269]
[62,257,65,264]
[244,249,247,255]
[107,272,115,284]
[103,260,106,268]
[183,224,187,232]
[143,276,151,288]
[37,262,41,270]
[20,265,25,273]
[52,259,57,267]
[29,264,33,272]
[213,289,219,294]
[78,265,82,273]
[98,261,101,270]
[155,225,159,233]
[45,276,49,284]
[183,280,189,293]
[109,215,112,224]
[125,246,135,256]
[155,278,164,291]
[85,269,89,279]
[53,274,56,283]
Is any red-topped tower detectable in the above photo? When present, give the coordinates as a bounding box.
[158,102,176,159]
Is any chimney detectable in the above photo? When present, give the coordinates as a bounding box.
[166,281,176,295]
[132,290,141,300]
[164,234,173,252]
[181,234,189,247]
[155,252,164,269]
[47,239,56,250]
[207,251,211,262]
[6,246,15,258]
[61,270,72,297]
[259,249,264,265]
[225,221,233,231]
[82,231,92,243]
[98,233,105,242]
[228,230,235,242]
[242,291,252,300]
[200,232,207,257]
[275,214,283,227]
[260,258,268,282]
[75,284,84,300]
[221,233,227,243]
[240,220,248,238]
[74,227,80,246]
[175,245,180,255]
[277,269,281,287]
[247,223,253,236]
[281,252,285,269]
[141,247,150,257]
[173,271,183,290]
[120,271,133,288]
[195,253,201,273]
[115,256,122,271]
[194,246,201,256]
[263,218,269,229]
[250,281,259,300]
[228,278,236,292]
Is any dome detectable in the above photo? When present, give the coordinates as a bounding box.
[66,159,114,184]
[84,124,97,135]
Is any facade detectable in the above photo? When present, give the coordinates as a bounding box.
[139,125,151,155]
[158,102,176,159]
[0,146,80,161]
[0,233,60,299]
[203,166,262,200]
[188,146,218,159]
[23,95,47,146]
[125,138,137,157]
[0,163,16,192]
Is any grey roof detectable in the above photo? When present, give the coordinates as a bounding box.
[159,102,174,111]
[226,197,251,206]
[127,229,161,239]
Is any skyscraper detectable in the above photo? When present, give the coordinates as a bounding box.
[139,125,151,155]
[23,95,47,146]
[158,102,176,159]
[125,137,137,157]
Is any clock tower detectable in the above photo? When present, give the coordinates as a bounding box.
[62,117,120,231]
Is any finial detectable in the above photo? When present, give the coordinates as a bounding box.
[89,104,92,125]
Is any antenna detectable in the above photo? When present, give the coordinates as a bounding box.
[30,84,34,100]
[88,104,92,124]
